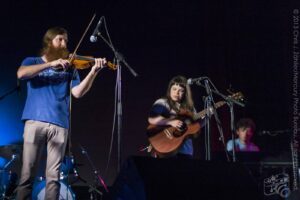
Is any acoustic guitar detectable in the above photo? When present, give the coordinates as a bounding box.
[146,92,243,156]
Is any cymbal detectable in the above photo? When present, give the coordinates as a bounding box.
[0,143,22,150]
[0,144,23,158]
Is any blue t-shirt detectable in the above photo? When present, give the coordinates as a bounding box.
[21,57,80,129]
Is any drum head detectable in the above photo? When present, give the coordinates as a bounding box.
[60,156,79,183]
[0,170,10,185]
[0,157,8,169]
[0,169,17,197]
[32,180,75,200]
[61,157,74,175]
[0,170,10,195]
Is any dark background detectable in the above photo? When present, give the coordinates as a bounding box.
[0,0,298,186]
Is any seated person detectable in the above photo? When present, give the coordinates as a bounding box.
[226,118,260,152]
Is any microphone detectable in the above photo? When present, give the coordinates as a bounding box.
[90,17,104,43]
[187,77,207,85]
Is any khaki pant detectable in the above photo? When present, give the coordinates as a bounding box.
[16,120,68,200]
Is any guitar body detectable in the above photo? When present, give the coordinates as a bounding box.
[147,122,201,156]
[146,92,243,156]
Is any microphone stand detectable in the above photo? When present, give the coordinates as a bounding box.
[67,157,103,199]
[203,80,229,161]
[79,145,108,196]
[203,95,212,160]
[228,101,236,162]
[203,80,212,160]
[71,174,103,200]
[194,78,244,162]
[95,17,138,173]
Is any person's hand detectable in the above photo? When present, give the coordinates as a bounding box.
[168,119,184,129]
[91,57,107,74]
[50,59,70,70]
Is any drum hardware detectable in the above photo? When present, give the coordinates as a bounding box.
[0,169,10,200]
[32,156,78,200]
[32,180,75,200]
[3,155,17,170]
[62,155,103,198]
[0,154,19,200]
[60,155,79,184]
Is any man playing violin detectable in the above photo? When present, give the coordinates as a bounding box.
[16,27,106,200]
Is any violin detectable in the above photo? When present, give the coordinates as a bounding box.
[52,55,117,71]
[71,55,117,70]
[53,14,117,71]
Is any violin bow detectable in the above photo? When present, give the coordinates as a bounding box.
[69,13,96,62]
[67,14,96,160]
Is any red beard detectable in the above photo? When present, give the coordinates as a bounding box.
[44,45,70,62]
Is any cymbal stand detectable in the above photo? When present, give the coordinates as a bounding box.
[3,155,18,170]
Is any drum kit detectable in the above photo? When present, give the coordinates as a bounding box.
[32,180,75,200]
[32,156,77,200]
[0,145,80,200]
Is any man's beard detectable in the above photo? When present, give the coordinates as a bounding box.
[44,45,70,62]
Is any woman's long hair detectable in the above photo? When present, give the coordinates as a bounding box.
[165,75,194,112]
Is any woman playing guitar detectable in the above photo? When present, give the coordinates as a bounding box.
[148,75,198,158]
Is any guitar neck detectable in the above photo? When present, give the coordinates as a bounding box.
[194,101,226,120]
